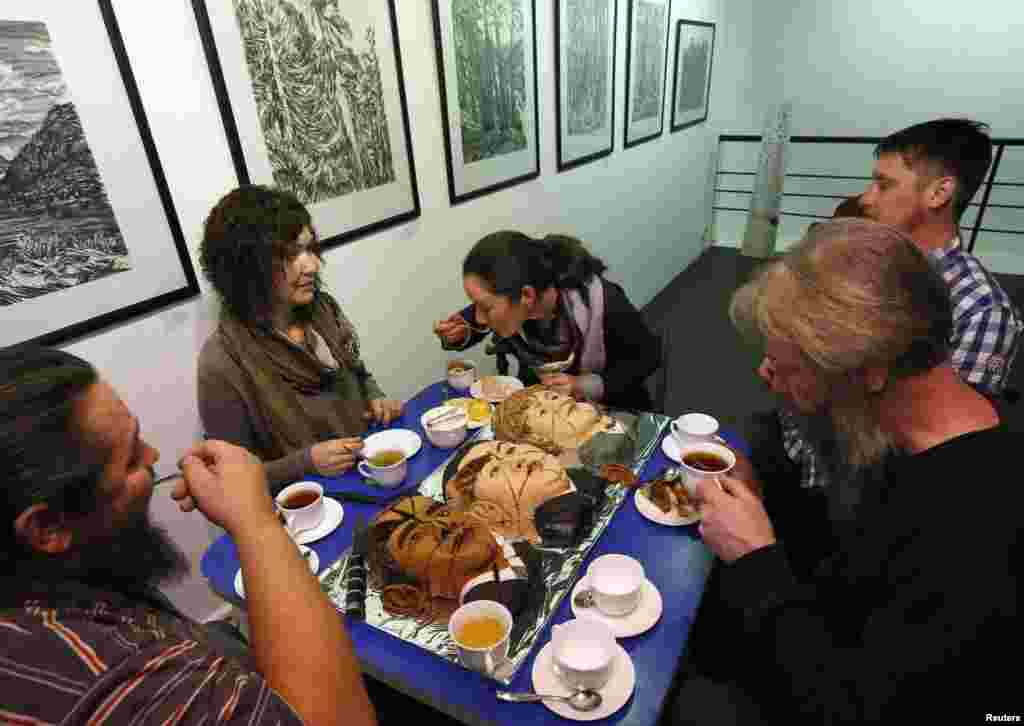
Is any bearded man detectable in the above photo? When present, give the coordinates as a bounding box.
[0,346,375,726]
[672,220,1019,724]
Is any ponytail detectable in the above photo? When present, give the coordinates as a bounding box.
[463,231,606,302]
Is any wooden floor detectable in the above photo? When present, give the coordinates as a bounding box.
[641,246,777,441]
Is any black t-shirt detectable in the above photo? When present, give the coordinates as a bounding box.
[721,426,1021,723]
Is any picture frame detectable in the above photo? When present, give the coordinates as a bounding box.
[192,0,420,250]
[670,19,714,133]
[0,1,199,348]
[433,0,540,205]
[555,0,618,172]
[623,0,671,149]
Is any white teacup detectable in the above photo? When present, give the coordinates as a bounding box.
[671,413,719,448]
[358,448,408,487]
[586,554,645,617]
[678,441,736,497]
[421,405,468,449]
[551,619,616,691]
[275,481,325,536]
[448,600,513,675]
[446,359,477,392]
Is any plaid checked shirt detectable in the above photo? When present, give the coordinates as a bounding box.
[782,237,1022,489]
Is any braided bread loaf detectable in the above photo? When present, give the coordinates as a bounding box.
[492,385,618,453]
[445,441,574,543]
[370,496,508,600]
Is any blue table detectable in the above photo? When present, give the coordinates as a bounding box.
[201,383,746,726]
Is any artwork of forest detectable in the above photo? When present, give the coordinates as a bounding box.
[631,1,665,123]
[0,20,130,308]
[452,0,528,163]
[677,37,710,113]
[233,0,395,205]
[564,0,610,137]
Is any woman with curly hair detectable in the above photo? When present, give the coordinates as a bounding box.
[197,185,401,490]
[434,231,660,411]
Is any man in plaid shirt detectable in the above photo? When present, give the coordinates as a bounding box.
[769,118,1021,491]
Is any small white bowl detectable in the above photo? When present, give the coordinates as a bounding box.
[447,360,477,392]
[421,405,468,449]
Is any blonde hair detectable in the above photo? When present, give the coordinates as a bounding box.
[731,218,951,379]
[730,219,953,469]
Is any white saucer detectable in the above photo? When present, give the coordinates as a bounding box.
[660,434,725,464]
[293,496,344,545]
[363,429,422,459]
[235,546,319,598]
[469,375,524,403]
[531,640,635,721]
[634,487,701,527]
[570,577,664,638]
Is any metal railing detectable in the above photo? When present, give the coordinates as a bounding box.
[713,134,1024,254]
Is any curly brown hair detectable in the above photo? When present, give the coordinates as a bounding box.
[199,185,322,326]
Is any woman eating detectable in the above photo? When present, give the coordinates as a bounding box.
[434,231,660,411]
[197,185,402,491]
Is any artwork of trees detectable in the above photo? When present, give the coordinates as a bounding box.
[631,0,665,123]
[0,20,130,307]
[563,0,611,137]
[451,0,527,163]
[676,37,710,113]
[233,0,394,205]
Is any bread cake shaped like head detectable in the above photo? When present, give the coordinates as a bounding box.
[369,496,508,601]
[445,440,574,543]
[492,385,618,454]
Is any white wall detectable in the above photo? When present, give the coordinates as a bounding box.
[61,0,757,619]
[753,0,1024,138]
[714,0,1024,272]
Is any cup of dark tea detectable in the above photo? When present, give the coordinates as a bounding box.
[275,481,325,537]
[357,448,408,487]
[677,441,736,497]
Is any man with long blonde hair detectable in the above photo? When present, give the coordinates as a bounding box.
[778,119,1020,497]
[673,219,1018,723]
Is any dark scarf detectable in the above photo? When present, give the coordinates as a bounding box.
[217,294,369,458]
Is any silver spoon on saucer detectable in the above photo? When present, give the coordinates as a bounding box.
[496,689,603,711]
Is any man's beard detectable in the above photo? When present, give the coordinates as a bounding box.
[788,383,894,521]
[19,514,190,592]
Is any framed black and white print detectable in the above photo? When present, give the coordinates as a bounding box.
[670,19,714,132]
[623,0,671,149]
[0,1,199,348]
[555,0,617,172]
[193,0,420,250]
[433,0,540,205]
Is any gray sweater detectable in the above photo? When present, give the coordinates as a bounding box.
[197,331,386,489]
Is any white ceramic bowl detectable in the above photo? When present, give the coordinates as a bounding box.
[421,405,468,449]
[447,360,477,392]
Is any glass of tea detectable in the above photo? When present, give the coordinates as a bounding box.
[448,600,513,675]
[357,448,408,487]
[274,481,325,536]
[677,441,736,496]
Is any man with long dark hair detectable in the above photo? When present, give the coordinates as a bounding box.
[0,345,376,726]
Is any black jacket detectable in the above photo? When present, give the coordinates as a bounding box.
[446,277,660,412]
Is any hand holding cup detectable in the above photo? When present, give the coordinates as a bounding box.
[311,437,363,476]
[695,475,776,563]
